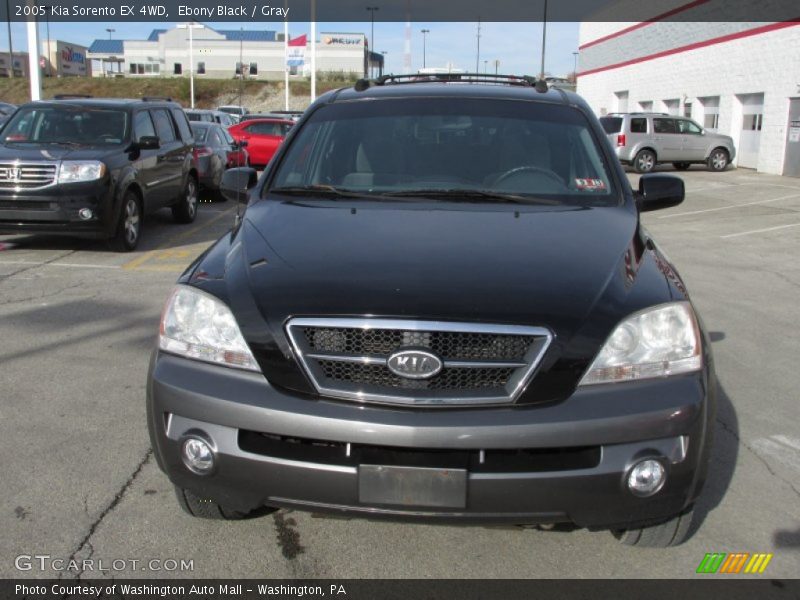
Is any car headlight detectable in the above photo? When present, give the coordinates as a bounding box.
[58,160,106,183]
[159,285,261,372]
[579,302,702,385]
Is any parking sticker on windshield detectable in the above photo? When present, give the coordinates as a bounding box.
[575,178,607,191]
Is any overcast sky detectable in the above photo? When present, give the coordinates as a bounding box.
[1,21,580,76]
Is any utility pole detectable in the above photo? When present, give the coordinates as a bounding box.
[238,28,243,110]
[476,17,481,74]
[177,23,204,109]
[5,0,13,78]
[420,28,429,69]
[366,6,378,78]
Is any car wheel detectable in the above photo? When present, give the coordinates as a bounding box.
[172,176,198,224]
[633,149,656,173]
[612,506,694,547]
[108,191,141,252]
[707,148,729,171]
[174,486,276,520]
[673,162,691,170]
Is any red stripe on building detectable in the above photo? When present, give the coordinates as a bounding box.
[577,20,800,78]
[578,0,711,50]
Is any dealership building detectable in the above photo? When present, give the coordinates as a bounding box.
[577,20,800,177]
[87,26,382,80]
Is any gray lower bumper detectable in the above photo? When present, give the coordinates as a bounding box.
[147,352,714,528]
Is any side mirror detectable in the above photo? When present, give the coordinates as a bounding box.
[136,136,160,150]
[636,174,684,212]
[220,167,258,204]
[238,139,248,148]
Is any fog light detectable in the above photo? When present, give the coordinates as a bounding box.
[627,459,666,497]
[181,437,215,475]
[78,208,93,220]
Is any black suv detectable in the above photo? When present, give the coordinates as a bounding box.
[0,97,198,251]
[147,75,715,547]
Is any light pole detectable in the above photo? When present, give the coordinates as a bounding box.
[494,59,500,74]
[177,23,204,109]
[380,50,387,77]
[476,17,481,74]
[483,59,488,74]
[540,0,548,79]
[45,8,52,78]
[5,0,12,78]
[366,6,378,78]
[106,28,115,40]
[420,28,429,69]
[572,51,579,82]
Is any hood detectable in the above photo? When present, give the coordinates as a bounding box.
[240,199,636,337]
[0,143,121,162]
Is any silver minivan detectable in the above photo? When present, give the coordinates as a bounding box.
[600,112,736,173]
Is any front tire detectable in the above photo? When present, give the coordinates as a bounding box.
[707,148,729,172]
[172,176,198,224]
[633,149,656,173]
[108,191,141,252]
[612,506,694,547]
[174,486,276,520]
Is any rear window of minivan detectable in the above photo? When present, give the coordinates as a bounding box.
[599,117,622,134]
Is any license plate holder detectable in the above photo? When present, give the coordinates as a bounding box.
[358,465,467,508]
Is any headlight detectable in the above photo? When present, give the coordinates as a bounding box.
[159,285,261,372]
[579,302,702,385]
[58,160,106,183]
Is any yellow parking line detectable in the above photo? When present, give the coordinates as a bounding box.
[123,208,235,271]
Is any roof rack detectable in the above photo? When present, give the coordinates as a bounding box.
[141,96,173,102]
[52,94,93,100]
[354,73,549,93]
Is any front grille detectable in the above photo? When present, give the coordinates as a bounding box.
[0,163,58,190]
[286,318,552,406]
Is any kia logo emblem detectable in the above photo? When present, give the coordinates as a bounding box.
[386,349,443,380]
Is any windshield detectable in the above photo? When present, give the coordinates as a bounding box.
[1,106,129,145]
[269,98,617,205]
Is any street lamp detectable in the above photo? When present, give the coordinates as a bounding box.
[483,59,488,74]
[540,0,548,79]
[380,50,387,77]
[106,28,115,39]
[366,6,378,77]
[572,51,579,83]
[420,28,429,69]
[177,23,204,109]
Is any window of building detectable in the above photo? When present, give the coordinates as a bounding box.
[197,62,205,75]
[743,113,763,131]
[630,118,647,133]
[249,62,258,75]
[174,63,182,75]
[698,96,720,132]
[683,102,692,118]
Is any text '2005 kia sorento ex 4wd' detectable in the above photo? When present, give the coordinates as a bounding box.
[147,74,716,547]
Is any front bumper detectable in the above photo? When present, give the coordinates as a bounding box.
[147,352,715,528]
[0,180,115,238]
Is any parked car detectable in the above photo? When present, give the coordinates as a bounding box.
[0,97,198,251]
[148,74,715,547]
[190,122,249,197]
[0,102,17,124]
[600,112,736,173]
[240,110,304,123]
[217,105,249,123]
[227,118,293,168]
[185,109,236,128]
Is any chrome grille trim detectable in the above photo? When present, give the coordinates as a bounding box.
[286,318,553,407]
[0,161,58,190]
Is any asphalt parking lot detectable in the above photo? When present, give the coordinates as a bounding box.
[2,166,799,580]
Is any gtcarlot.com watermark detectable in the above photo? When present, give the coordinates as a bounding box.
[15,554,194,573]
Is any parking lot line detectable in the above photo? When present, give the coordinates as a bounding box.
[659,193,800,219]
[0,260,120,269]
[122,207,235,271]
[720,222,800,239]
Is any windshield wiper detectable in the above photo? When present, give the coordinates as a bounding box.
[270,185,400,200]
[379,189,559,205]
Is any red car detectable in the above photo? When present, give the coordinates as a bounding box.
[227,118,293,169]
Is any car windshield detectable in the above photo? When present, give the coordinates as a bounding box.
[1,106,129,145]
[269,97,617,205]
